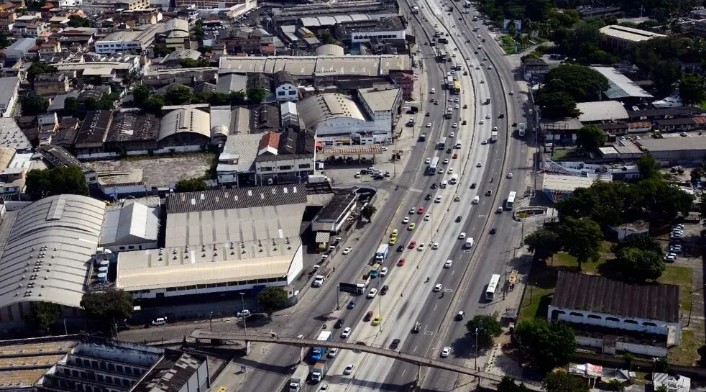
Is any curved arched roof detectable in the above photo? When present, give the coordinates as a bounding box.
[298,94,365,129]
[0,194,106,310]
[315,44,345,57]
[159,108,211,141]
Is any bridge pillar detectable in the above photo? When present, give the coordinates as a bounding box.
[244,340,251,355]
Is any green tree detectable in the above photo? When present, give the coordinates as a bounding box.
[164,85,193,105]
[515,320,576,371]
[25,166,89,200]
[607,379,625,391]
[174,178,208,192]
[575,125,606,153]
[466,315,502,349]
[525,0,552,21]
[144,95,165,115]
[637,178,693,222]
[540,64,610,102]
[614,247,664,282]
[679,73,706,105]
[247,87,267,103]
[320,31,336,45]
[133,85,151,106]
[558,217,603,270]
[193,20,205,42]
[64,96,81,113]
[80,289,133,326]
[613,234,662,256]
[361,204,377,221]
[230,91,246,105]
[636,154,662,180]
[153,43,174,57]
[524,229,562,261]
[542,370,589,392]
[21,93,49,115]
[257,287,288,313]
[27,62,58,84]
[536,91,580,119]
[0,30,10,49]
[652,60,682,96]
[208,92,231,106]
[27,301,62,332]
[497,376,531,392]
[68,14,91,27]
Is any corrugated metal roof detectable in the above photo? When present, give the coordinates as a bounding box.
[552,271,679,322]
[166,186,308,214]
[0,195,106,309]
[100,202,159,247]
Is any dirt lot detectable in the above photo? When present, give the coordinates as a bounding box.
[85,153,215,188]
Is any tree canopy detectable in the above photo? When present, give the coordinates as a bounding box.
[80,289,133,325]
[27,302,62,331]
[515,319,576,370]
[466,315,502,349]
[174,178,208,192]
[557,217,603,270]
[541,65,610,102]
[613,247,665,282]
[28,62,58,84]
[68,15,91,27]
[679,74,706,105]
[25,166,89,200]
[575,125,606,154]
[21,94,49,116]
[257,287,289,313]
[524,229,562,261]
[543,370,590,392]
[247,87,268,103]
[497,376,532,392]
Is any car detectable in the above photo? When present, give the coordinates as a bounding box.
[396,245,404,252]
[479,119,485,125]
[440,347,451,358]
[454,104,460,109]
[341,327,352,338]
[381,285,389,295]
[427,123,432,128]
[328,348,338,358]
[431,183,437,189]
[490,228,497,234]
[397,258,406,266]
[480,80,485,84]
[417,243,426,251]
[452,123,457,128]
[430,88,436,94]
[470,183,477,189]
[487,65,492,69]
[507,172,513,179]
[151,317,168,326]
[443,158,450,164]
[432,242,440,249]
[347,300,356,309]
[312,275,325,287]
[452,153,459,159]
[372,314,382,326]
[481,139,488,145]
[455,311,465,321]
[424,214,431,221]
[390,339,400,349]
[426,112,431,117]
[408,240,417,249]
[334,318,345,329]
[434,195,442,203]
[391,229,398,237]
[486,190,492,196]
[380,267,388,277]
[449,132,455,138]
[670,244,683,253]
[402,216,410,224]
[509,90,514,95]
[343,364,354,375]
[448,168,454,174]
[433,283,442,292]
[665,254,677,262]
[425,157,431,164]
[459,232,466,239]
[444,259,453,268]
[367,288,378,298]
[477,162,482,167]
[497,206,503,214]
[364,311,373,321]
[463,104,468,109]
[681,132,688,137]
[425,193,432,200]
[499,113,505,118]
[412,321,422,333]
[417,207,425,214]
[455,215,462,222]
[409,207,416,214]
[438,168,445,174]
[342,247,352,255]
[485,114,491,119]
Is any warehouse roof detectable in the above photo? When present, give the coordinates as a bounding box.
[298,94,366,129]
[0,118,32,152]
[75,111,112,149]
[599,25,666,43]
[219,55,410,77]
[100,202,159,248]
[576,101,629,123]
[637,136,706,152]
[159,108,211,141]
[358,87,400,112]
[542,174,600,192]
[166,186,308,214]
[591,67,652,99]
[553,271,679,322]
[0,195,106,310]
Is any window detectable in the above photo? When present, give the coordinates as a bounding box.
[569,312,583,317]
[298,163,311,169]
[279,165,292,170]
[624,319,638,324]
[606,317,619,322]
[278,91,285,96]
[587,314,601,319]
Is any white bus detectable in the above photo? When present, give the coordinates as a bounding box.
[427,156,440,175]
[506,191,516,210]
[485,274,501,301]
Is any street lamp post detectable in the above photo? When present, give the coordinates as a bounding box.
[209,311,213,331]
[474,327,479,371]
[240,292,248,336]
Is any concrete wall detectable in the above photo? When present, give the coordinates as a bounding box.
[576,335,668,357]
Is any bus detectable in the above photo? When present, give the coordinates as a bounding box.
[506,191,516,210]
[446,75,454,89]
[451,80,461,95]
[437,137,447,150]
[518,122,526,137]
[485,274,501,301]
[427,156,439,174]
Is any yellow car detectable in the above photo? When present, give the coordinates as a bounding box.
[372,314,382,326]
[389,237,397,245]
[390,229,399,237]
[408,223,416,231]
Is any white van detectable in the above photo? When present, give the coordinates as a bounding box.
[449,174,459,185]
[458,232,466,240]
[464,238,474,249]
[151,317,167,326]
[472,195,480,204]
[440,180,447,188]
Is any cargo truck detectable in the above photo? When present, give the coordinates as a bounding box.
[309,331,332,362]
[310,361,328,383]
[491,130,498,142]
[289,364,309,391]
[374,244,389,261]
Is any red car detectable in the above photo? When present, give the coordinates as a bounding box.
[364,311,373,321]
[397,258,406,266]
[408,241,417,249]
[417,207,425,214]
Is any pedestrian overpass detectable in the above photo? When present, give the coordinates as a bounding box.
[190,329,502,382]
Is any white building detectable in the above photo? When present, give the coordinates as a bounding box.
[116,186,307,299]
[549,271,681,345]
[273,70,298,102]
[335,16,407,44]
[99,201,160,252]
[357,86,401,132]
[0,77,20,118]
[94,26,158,54]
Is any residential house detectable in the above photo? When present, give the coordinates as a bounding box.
[273,70,298,102]
[34,73,71,97]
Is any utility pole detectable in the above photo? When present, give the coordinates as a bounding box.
[474,328,479,371]
[240,292,248,336]
[209,311,213,331]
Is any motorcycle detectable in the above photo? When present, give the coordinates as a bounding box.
[425,277,430,283]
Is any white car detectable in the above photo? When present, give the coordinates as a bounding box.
[432,242,439,249]
[342,247,352,255]
[344,364,354,375]
[444,259,453,268]
[367,288,378,298]
[507,173,513,179]
[449,132,455,138]
[454,104,460,109]
[431,88,436,94]
[458,232,466,239]
[481,139,488,145]
[479,119,484,124]
[312,275,325,287]
[433,283,442,292]
[341,327,351,338]
[476,162,482,167]
[380,267,389,277]
[425,157,432,164]
[434,195,442,203]
[328,348,338,358]
[448,168,454,174]
[402,216,410,224]
[427,123,432,128]
[424,214,431,221]
[417,243,426,251]
[409,207,416,214]
[443,158,450,164]
[452,123,457,128]
[487,65,493,70]
[438,168,445,174]
[440,347,451,358]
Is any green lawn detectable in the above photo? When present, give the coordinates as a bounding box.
[699,100,706,110]
[500,36,518,54]
[548,148,580,161]
[670,329,698,366]
[659,265,693,312]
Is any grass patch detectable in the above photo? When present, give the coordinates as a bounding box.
[519,261,559,321]
[659,265,693,312]
[699,100,706,111]
[550,241,615,273]
[500,35,518,54]
[548,148,580,161]
[669,329,698,366]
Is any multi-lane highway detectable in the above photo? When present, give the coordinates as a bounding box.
[238,0,532,390]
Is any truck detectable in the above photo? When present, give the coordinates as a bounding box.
[464,0,471,7]
[374,244,389,261]
[518,122,526,137]
[444,107,453,119]
[289,364,309,391]
[438,137,447,150]
[369,262,381,278]
[449,173,459,185]
[309,331,332,362]
[491,130,498,142]
[310,361,328,383]
[339,272,370,294]
[412,5,419,13]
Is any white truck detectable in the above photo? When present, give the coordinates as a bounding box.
[310,360,328,383]
[289,364,309,392]
[491,130,498,142]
